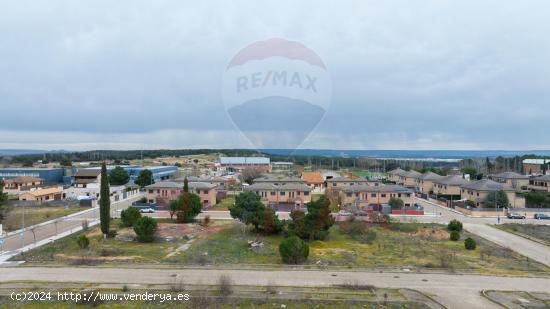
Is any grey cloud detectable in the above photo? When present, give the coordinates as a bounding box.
[1,0,550,149]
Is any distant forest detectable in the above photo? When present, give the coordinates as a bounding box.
[1,149,548,173]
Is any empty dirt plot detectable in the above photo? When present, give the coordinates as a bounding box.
[12,220,231,265]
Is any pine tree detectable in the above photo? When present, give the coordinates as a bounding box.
[99,162,111,238]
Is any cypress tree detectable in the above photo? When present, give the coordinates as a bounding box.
[99,162,111,238]
[183,177,189,192]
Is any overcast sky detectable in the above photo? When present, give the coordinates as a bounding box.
[1,0,550,150]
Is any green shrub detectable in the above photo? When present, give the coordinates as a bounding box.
[121,207,142,227]
[77,234,90,249]
[279,236,309,264]
[447,219,463,232]
[464,237,476,250]
[133,217,158,243]
[449,230,460,241]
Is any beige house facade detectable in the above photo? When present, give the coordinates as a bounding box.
[244,182,312,207]
[490,172,529,190]
[339,185,413,208]
[460,179,525,208]
[433,175,469,196]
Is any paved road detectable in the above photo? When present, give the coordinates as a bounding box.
[2,267,549,308]
[412,197,550,267]
[147,210,291,220]
[464,223,550,266]
[1,194,143,254]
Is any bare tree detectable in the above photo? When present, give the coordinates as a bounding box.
[240,168,262,185]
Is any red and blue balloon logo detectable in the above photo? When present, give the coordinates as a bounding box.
[222,38,332,150]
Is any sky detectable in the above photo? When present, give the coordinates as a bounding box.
[1,0,550,151]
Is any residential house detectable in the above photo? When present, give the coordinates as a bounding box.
[244,182,312,207]
[460,179,524,208]
[387,168,407,183]
[490,172,530,191]
[145,181,218,208]
[253,175,304,184]
[432,175,469,196]
[339,185,413,209]
[301,172,326,193]
[402,170,422,188]
[326,177,379,198]
[2,176,44,194]
[523,159,550,175]
[19,187,63,202]
[73,169,102,188]
[65,169,138,203]
[417,172,444,194]
[529,175,550,192]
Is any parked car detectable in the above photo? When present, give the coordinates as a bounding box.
[507,212,526,219]
[355,210,368,217]
[139,207,156,213]
[338,210,353,216]
[534,213,550,220]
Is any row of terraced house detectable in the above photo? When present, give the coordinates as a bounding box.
[385,168,550,208]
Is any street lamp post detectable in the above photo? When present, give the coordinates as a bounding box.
[494,191,499,224]
[20,203,25,249]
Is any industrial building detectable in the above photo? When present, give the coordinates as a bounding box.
[78,165,178,185]
[0,167,65,183]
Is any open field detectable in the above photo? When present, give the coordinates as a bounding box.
[14,218,549,276]
[12,219,231,265]
[178,222,549,275]
[1,205,87,232]
[494,223,550,246]
[128,154,219,168]
[0,279,437,309]
[209,196,235,211]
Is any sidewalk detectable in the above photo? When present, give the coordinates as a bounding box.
[0,220,100,264]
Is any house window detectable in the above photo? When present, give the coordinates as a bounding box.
[280,191,286,196]
[203,190,208,194]
[381,194,386,198]
[304,192,309,196]
[270,192,276,196]
[346,193,352,197]
[371,193,376,198]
